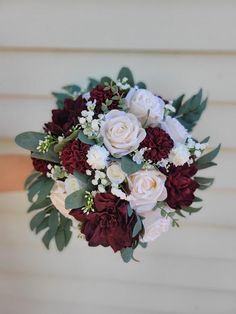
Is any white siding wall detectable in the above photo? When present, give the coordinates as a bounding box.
[0,1,235,313]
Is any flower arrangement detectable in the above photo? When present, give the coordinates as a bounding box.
[15,67,220,262]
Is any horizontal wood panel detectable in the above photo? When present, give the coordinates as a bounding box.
[0,273,235,313]
[0,0,235,52]
[0,98,232,149]
[0,52,236,102]
[1,243,236,292]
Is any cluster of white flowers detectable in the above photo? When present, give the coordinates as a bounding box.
[91,170,109,193]
[187,138,208,158]
[47,164,67,180]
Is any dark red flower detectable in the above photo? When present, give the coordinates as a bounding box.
[31,157,50,175]
[140,127,174,162]
[70,192,140,252]
[44,95,86,136]
[164,163,199,209]
[89,85,125,115]
[60,139,91,175]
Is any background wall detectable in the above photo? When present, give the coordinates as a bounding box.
[0,1,235,313]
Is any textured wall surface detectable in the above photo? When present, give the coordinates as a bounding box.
[0,1,235,313]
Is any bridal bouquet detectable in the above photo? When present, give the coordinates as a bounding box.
[15,67,220,262]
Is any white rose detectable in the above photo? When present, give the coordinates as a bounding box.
[169,144,190,166]
[126,88,165,127]
[128,169,167,214]
[107,163,126,185]
[50,181,73,220]
[142,208,172,242]
[86,145,109,170]
[161,116,188,144]
[100,110,146,158]
[50,176,85,220]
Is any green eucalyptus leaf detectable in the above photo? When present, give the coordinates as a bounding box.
[55,229,66,251]
[73,170,90,184]
[117,67,135,87]
[196,161,217,170]
[127,204,133,217]
[65,187,87,209]
[54,130,79,153]
[132,215,143,238]
[36,217,49,234]
[48,208,59,237]
[136,82,147,89]
[24,172,40,189]
[30,211,47,231]
[87,78,99,91]
[27,198,52,212]
[52,92,70,109]
[62,84,81,94]
[201,136,210,144]
[28,176,54,203]
[172,94,185,114]
[182,206,202,215]
[42,229,55,249]
[100,76,112,86]
[196,144,221,166]
[139,241,148,248]
[31,147,60,163]
[193,196,203,202]
[120,247,133,263]
[15,132,46,151]
[78,131,96,145]
[121,156,143,175]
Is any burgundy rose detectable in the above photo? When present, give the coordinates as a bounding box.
[44,95,86,136]
[31,157,50,175]
[70,192,140,252]
[140,127,174,162]
[60,139,91,175]
[164,163,199,209]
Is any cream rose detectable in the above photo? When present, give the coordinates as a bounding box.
[142,209,172,242]
[161,116,188,144]
[107,163,126,186]
[126,88,165,127]
[128,169,167,214]
[50,175,85,220]
[100,110,146,158]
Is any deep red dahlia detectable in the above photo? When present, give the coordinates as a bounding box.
[44,95,86,136]
[60,139,91,175]
[31,157,50,175]
[164,163,199,209]
[140,127,174,162]
[70,192,140,252]
[89,85,124,114]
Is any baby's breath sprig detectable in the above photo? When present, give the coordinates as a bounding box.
[82,191,95,215]
[37,134,58,153]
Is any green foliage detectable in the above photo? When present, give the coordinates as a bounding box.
[24,171,39,189]
[196,144,221,169]
[29,203,72,251]
[52,92,71,109]
[62,84,81,95]
[181,206,202,215]
[27,175,54,203]
[15,132,46,151]
[195,177,214,190]
[120,247,134,263]
[28,198,52,212]
[132,215,143,238]
[65,187,87,209]
[87,78,99,91]
[121,156,143,175]
[78,131,96,145]
[31,148,60,163]
[127,204,133,217]
[54,129,79,153]
[136,82,147,89]
[172,89,207,131]
[100,76,113,86]
[117,67,135,87]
